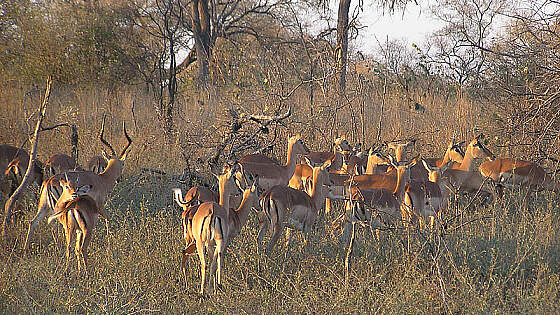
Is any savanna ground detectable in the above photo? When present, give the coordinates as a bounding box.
[0,81,559,314]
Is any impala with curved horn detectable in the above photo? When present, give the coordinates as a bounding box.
[23,117,133,252]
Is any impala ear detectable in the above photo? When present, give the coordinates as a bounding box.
[251,177,258,193]
[387,155,398,169]
[102,150,111,161]
[321,158,332,170]
[409,155,420,167]
[440,160,453,173]
[422,159,432,172]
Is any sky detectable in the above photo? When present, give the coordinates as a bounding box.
[350,1,443,54]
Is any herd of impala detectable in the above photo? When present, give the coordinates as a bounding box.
[1,119,559,295]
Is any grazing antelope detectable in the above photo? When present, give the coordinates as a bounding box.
[258,159,340,253]
[184,165,241,294]
[44,153,82,178]
[23,118,132,252]
[441,135,496,197]
[87,155,108,174]
[47,177,99,273]
[237,135,309,192]
[1,145,43,199]
[479,158,559,193]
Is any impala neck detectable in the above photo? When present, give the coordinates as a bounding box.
[440,148,451,166]
[232,193,255,230]
[310,171,327,211]
[393,167,410,198]
[284,141,298,177]
[99,158,123,190]
[458,146,476,171]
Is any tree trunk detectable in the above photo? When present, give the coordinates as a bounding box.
[192,0,211,85]
[2,77,51,243]
[336,0,351,94]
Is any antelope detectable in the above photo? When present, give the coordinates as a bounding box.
[400,160,454,230]
[440,135,496,199]
[304,135,351,171]
[424,140,465,168]
[23,118,132,252]
[47,177,99,273]
[258,159,339,253]
[87,155,108,174]
[422,160,454,211]
[288,136,349,192]
[342,156,417,242]
[479,158,559,193]
[2,148,43,200]
[365,146,391,175]
[44,153,82,178]
[409,140,465,181]
[387,140,415,162]
[237,135,309,192]
[183,165,241,294]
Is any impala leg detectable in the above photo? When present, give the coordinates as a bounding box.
[23,202,49,252]
[64,221,74,273]
[325,198,332,214]
[266,223,282,254]
[196,242,206,295]
[75,230,84,273]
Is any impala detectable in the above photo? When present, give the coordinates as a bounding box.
[410,140,465,180]
[87,155,108,174]
[183,165,241,294]
[304,135,351,171]
[364,146,390,175]
[401,160,453,230]
[258,159,340,253]
[1,145,43,199]
[47,177,99,273]
[237,135,309,192]
[441,135,496,197]
[387,140,415,162]
[342,156,417,241]
[479,158,559,193]
[23,118,132,251]
[44,153,83,178]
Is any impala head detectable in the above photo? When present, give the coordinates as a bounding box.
[389,154,418,195]
[387,140,416,162]
[422,159,452,183]
[467,134,495,161]
[217,163,243,196]
[367,146,390,165]
[58,175,92,203]
[448,140,466,163]
[289,134,310,155]
[334,135,352,152]
[98,116,133,172]
[239,177,261,212]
